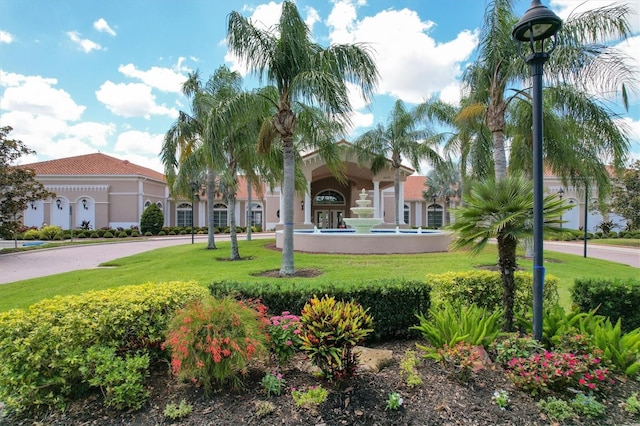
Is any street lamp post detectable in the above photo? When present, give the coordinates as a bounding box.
[513,0,562,341]
[557,188,564,230]
[189,181,199,245]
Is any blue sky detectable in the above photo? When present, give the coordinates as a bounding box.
[1,0,638,173]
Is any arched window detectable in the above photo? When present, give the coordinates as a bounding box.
[213,203,228,228]
[156,201,163,209]
[177,203,192,227]
[314,190,345,205]
[404,204,410,225]
[144,201,151,208]
[428,204,443,229]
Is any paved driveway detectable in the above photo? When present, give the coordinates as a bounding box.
[0,234,274,285]
[0,235,637,285]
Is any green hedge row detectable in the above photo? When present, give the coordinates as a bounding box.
[0,282,207,413]
[208,279,431,341]
[427,271,559,315]
[572,278,640,333]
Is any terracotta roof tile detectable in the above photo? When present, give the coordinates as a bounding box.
[22,153,165,181]
[404,175,427,200]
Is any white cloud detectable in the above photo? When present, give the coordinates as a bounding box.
[66,121,116,147]
[93,18,116,36]
[305,7,321,32]
[327,6,477,104]
[551,0,639,33]
[0,72,86,121]
[66,31,102,53]
[114,130,164,156]
[95,81,178,119]
[118,62,188,93]
[0,30,14,44]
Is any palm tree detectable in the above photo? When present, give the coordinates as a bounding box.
[351,99,442,226]
[227,1,378,276]
[448,175,569,331]
[424,160,461,226]
[463,0,635,182]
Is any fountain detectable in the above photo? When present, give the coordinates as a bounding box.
[343,189,383,234]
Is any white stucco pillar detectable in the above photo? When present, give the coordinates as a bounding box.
[198,201,205,227]
[398,181,405,225]
[416,202,423,227]
[373,180,381,220]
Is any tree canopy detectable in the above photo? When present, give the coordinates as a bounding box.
[0,126,55,238]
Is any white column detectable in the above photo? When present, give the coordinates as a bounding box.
[398,181,405,225]
[373,181,381,220]
[416,202,423,227]
[304,181,312,224]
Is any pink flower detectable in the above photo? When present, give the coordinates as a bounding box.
[286,340,292,346]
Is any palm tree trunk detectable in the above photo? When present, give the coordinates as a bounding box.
[246,178,252,241]
[393,167,400,226]
[280,136,295,275]
[228,193,240,260]
[487,99,508,180]
[206,168,217,249]
[497,233,518,332]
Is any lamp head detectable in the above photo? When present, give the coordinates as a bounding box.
[513,0,562,42]
[56,199,62,209]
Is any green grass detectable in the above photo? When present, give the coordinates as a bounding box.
[0,238,637,312]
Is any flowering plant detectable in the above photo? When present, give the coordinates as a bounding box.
[267,311,302,365]
[261,371,286,397]
[492,390,510,410]
[291,385,328,408]
[506,350,613,395]
[162,296,269,393]
[386,392,403,411]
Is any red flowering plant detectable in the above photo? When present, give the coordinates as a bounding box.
[162,296,269,394]
[267,311,302,366]
[506,350,613,395]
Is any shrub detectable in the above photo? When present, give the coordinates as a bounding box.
[572,278,640,333]
[412,303,503,355]
[209,278,430,341]
[90,232,100,238]
[0,281,207,413]
[163,399,193,420]
[117,231,127,238]
[624,392,640,415]
[506,350,612,395]
[428,271,559,316]
[23,229,40,240]
[38,225,62,240]
[291,385,328,408]
[103,231,114,238]
[158,230,166,236]
[492,333,545,367]
[570,393,605,418]
[399,350,423,388]
[267,311,302,366]
[299,295,373,382]
[131,230,139,237]
[437,341,485,383]
[163,296,269,393]
[145,231,153,236]
[80,345,149,410]
[261,371,285,397]
[537,397,575,423]
[140,203,164,235]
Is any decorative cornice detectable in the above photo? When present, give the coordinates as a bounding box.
[45,185,109,192]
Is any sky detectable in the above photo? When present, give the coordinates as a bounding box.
[1,0,639,174]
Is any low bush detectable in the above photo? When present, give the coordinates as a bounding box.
[299,295,373,382]
[208,278,430,341]
[0,281,207,413]
[103,231,114,238]
[39,225,62,240]
[163,296,269,393]
[427,271,559,316]
[22,229,40,240]
[572,277,640,333]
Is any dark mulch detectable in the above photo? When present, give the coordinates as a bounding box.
[4,340,639,426]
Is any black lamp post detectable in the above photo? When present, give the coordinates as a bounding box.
[557,188,564,229]
[431,194,437,229]
[513,0,562,341]
[189,181,199,244]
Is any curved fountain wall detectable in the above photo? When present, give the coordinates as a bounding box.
[275,229,452,254]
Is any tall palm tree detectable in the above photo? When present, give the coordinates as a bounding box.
[447,175,569,331]
[351,99,442,225]
[227,1,378,276]
[463,0,635,182]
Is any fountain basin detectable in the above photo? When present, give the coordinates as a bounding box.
[275,229,452,254]
[343,217,383,234]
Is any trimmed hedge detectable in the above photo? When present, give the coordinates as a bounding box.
[427,271,559,316]
[572,278,640,333]
[0,281,207,413]
[208,279,431,341]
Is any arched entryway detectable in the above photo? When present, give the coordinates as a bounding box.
[314,189,346,229]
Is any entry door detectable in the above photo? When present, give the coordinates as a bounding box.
[316,210,344,229]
